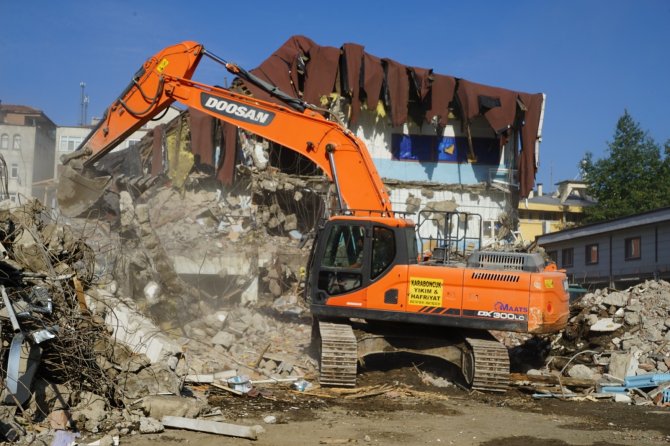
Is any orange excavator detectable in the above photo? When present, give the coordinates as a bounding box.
[58,41,569,392]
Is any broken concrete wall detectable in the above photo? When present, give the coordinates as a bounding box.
[385,180,512,248]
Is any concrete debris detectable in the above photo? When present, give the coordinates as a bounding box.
[590,318,623,332]
[568,364,596,380]
[507,279,670,405]
[11,138,670,445]
[71,391,107,432]
[138,416,164,434]
[139,395,204,420]
[161,415,262,440]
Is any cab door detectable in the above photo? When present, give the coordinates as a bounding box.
[310,222,368,308]
[363,225,409,313]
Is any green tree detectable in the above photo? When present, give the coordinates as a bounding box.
[581,111,670,222]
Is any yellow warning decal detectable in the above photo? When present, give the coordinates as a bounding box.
[544,279,554,288]
[409,277,443,307]
[157,58,169,73]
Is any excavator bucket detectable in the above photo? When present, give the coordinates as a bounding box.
[57,165,111,218]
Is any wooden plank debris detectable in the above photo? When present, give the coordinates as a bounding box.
[510,372,597,388]
[210,382,244,396]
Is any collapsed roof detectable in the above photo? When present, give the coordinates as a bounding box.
[231,35,545,197]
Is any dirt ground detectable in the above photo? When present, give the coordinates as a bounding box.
[108,355,670,446]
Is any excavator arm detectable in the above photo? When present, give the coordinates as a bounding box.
[58,41,391,217]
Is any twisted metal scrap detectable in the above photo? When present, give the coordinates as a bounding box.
[0,200,123,410]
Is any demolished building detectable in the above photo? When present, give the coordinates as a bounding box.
[74,35,546,246]
[0,36,554,442]
[64,35,548,308]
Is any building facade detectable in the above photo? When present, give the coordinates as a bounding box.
[0,104,56,205]
[536,207,670,289]
[0,103,181,210]
[518,180,594,243]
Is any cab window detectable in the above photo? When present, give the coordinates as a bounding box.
[319,224,365,295]
[321,225,365,268]
[371,226,395,278]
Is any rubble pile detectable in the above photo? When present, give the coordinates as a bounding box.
[507,279,670,405]
[0,200,137,441]
[561,280,670,373]
[6,135,669,443]
[177,305,315,380]
[0,193,320,443]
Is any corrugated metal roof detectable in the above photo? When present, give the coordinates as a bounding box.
[536,206,670,244]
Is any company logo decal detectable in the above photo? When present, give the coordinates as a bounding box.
[201,93,275,125]
[494,301,528,313]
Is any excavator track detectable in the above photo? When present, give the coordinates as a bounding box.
[318,322,358,387]
[465,336,510,393]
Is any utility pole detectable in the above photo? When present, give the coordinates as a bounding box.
[79,82,89,126]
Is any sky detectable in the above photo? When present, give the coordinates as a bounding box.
[1,1,668,191]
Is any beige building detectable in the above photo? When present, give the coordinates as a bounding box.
[0,104,57,205]
[517,180,594,242]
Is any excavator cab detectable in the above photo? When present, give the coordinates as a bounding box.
[308,215,418,312]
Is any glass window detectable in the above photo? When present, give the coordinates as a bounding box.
[625,237,641,260]
[482,220,500,239]
[547,250,558,264]
[585,244,599,265]
[12,134,21,150]
[0,134,8,149]
[321,225,365,268]
[319,224,365,295]
[561,248,574,267]
[10,163,19,178]
[59,135,84,152]
[372,226,396,278]
[404,227,419,265]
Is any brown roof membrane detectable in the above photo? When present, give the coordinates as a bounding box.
[150,124,165,176]
[227,35,544,197]
[303,45,340,105]
[456,79,518,146]
[362,52,384,111]
[341,43,365,125]
[188,108,215,168]
[217,122,237,185]
[517,92,544,198]
[424,73,456,128]
[382,58,410,127]
[243,35,316,102]
[409,67,432,102]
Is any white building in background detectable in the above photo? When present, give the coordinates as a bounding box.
[0,104,57,205]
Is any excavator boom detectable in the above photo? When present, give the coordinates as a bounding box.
[58,41,391,217]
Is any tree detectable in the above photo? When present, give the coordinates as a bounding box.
[581,111,670,222]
